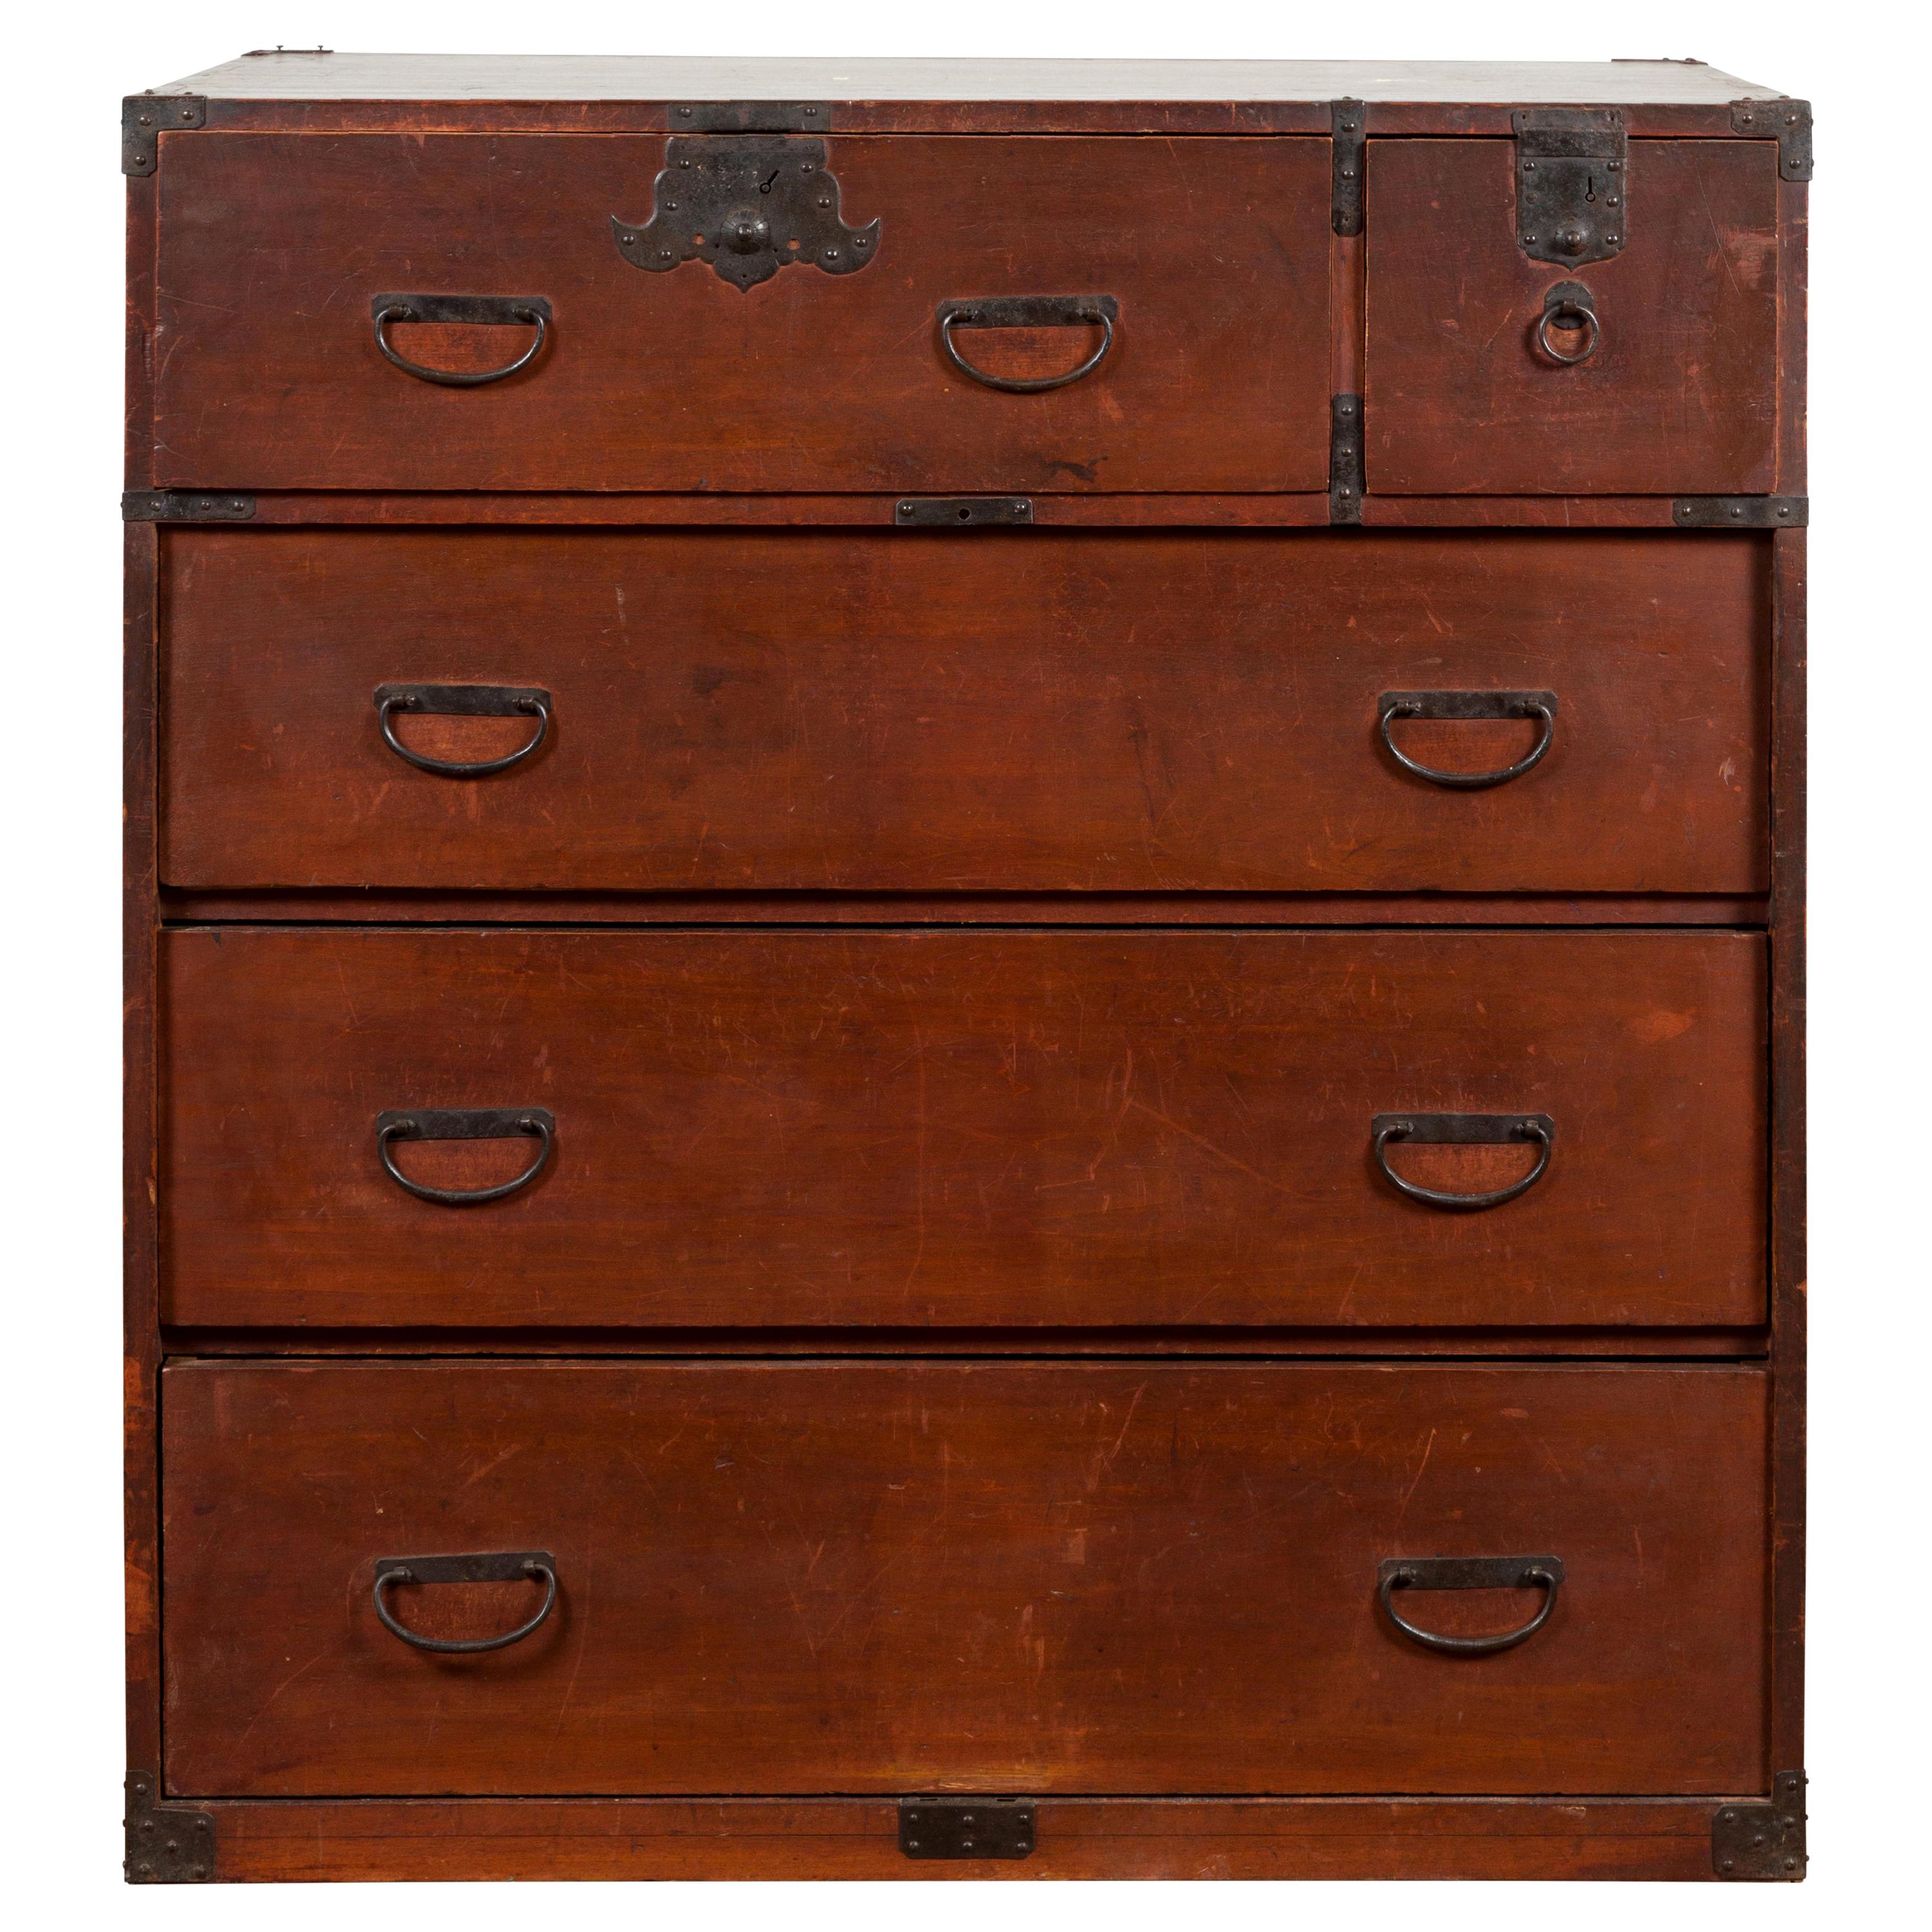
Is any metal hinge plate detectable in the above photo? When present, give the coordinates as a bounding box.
[1732,99,1813,181]
[124,1772,214,1884]
[1513,109,1628,266]
[894,497,1033,527]
[1332,99,1365,235]
[899,1797,1036,1861]
[1712,1770,1808,1880]
[122,95,205,175]
[1672,496,1808,529]
[123,491,256,523]
[1330,395,1365,524]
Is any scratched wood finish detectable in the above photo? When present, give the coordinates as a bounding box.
[1365,140,1780,494]
[151,135,1331,494]
[160,1359,1768,1797]
[160,527,1769,895]
[160,927,1766,1331]
[203,1794,1727,1882]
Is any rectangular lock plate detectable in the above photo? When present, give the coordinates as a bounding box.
[894,497,1033,527]
[898,1797,1036,1860]
[1513,109,1628,266]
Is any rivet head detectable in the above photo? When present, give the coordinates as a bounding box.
[138,113,153,126]
[1721,1810,1736,1821]
[1721,1859,1735,1873]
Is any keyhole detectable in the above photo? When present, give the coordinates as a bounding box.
[759,169,780,194]
[1584,174,1596,202]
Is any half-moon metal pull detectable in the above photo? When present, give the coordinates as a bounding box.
[1372,1112,1554,1211]
[1535,280,1600,365]
[376,1108,556,1206]
[373,1551,558,1654]
[1378,1556,1564,1655]
[375,683,553,777]
[370,294,553,387]
[1378,690,1558,790]
[937,295,1119,393]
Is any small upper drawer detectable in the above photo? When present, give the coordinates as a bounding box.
[1365,138,1781,494]
[149,133,1332,493]
[159,526,1768,896]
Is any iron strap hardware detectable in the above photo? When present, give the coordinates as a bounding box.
[895,497,1033,527]
[937,295,1119,393]
[376,1107,556,1205]
[375,684,553,777]
[1712,1771,1809,1880]
[1731,99,1813,181]
[1378,1557,1565,1655]
[122,94,205,175]
[899,1797,1036,1860]
[1331,99,1366,235]
[124,1772,214,1884]
[667,102,831,133]
[1674,496,1808,528]
[370,295,553,387]
[372,1551,560,1654]
[1330,395,1365,525]
[1513,108,1628,266]
[1372,1112,1555,1211]
[122,491,255,523]
[1379,690,1559,790]
[612,132,879,290]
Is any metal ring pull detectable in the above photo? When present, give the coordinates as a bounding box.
[938,295,1120,393]
[1378,1557,1565,1656]
[1378,689,1558,790]
[375,683,553,777]
[1535,280,1600,366]
[1371,1112,1554,1211]
[370,294,553,388]
[373,1551,558,1654]
[376,1107,556,1206]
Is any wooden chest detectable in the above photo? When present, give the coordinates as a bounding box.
[123,52,1808,1884]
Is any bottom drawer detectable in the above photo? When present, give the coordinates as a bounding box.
[160,1361,1766,1798]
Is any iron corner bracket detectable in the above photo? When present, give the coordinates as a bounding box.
[1672,495,1808,529]
[1330,395,1365,525]
[1331,99,1365,235]
[122,491,256,523]
[1712,1770,1807,1880]
[1732,98,1813,181]
[899,1796,1036,1860]
[123,95,205,176]
[125,1772,215,1883]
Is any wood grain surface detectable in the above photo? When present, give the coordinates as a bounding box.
[161,1359,1768,1797]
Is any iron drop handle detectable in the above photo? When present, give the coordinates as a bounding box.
[373,1551,558,1654]
[1535,280,1599,365]
[1378,1556,1564,1655]
[1378,690,1558,790]
[937,295,1119,393]
[370,294,553,387]
[375,683,553,777]
[376,1107,556,1205]
[1372,1112,1554,1211]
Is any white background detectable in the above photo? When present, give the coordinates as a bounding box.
[2,0,1922,1920]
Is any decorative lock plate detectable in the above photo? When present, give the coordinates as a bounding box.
[611,133,880,290]
[1513,109,1629,267]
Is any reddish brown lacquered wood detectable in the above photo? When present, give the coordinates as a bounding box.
[206,1794,1724,1882]
[161,1359,1767,1798]
[159,927,1766,1331]
[151,134,1331,493]
[160,527,1769,895]
[1365,141,1780,494]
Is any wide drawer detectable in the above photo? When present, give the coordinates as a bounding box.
[151,134,1331,493]
[160,1359,1768,1797]
[160,929,1765,1330]
[160,527,1769,895]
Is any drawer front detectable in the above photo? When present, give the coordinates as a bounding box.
[160,1359,1768,1797]
[160,527,1768,896]
[151,134,1331,493]
[1366,140,1780,494]
[161,929,1765,1330]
